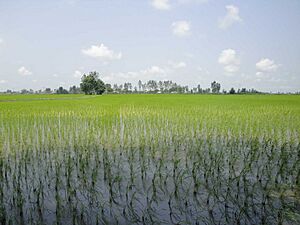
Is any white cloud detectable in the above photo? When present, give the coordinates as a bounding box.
[218,49,239,65]
[151,0,207,10]
[256,58,279,72]
[103,60,188,84]
[218,49,240,73]
[151,0,170,10]
[104,65,167,83]
[270,77,284,83]
[168,61,186,69]
[256,72,264,77]
[223,65,239,73]
[73,70,82,78]
[52,74,59,77]
[172,21,191,37]
[82,44,122,61]
[142,66,165,75]
[174,61,186,68]
[110,71,139,80]
[0,80,7,84]
[0,39,3,44]
[18,66,32,76]
[197,66,210,74]
[219,5,242,29]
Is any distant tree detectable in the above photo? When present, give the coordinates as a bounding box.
[69,85,81,94]
[44,88,52,94]
[138,80,142,92]
[21,89,29,94]
[80,71,105,95]
[95,79,106,95]
[113,84,119,93]
[211,81,221,93]
[196,84,200,93]
[240,88,247,94]
[142,84,147,92]
[56,87,69,94]
[158,81,163,93]
[205,88,211,93]
[128,83,132,92]
[105,84,113,93]
[229,87,236,94]
[123,82,132,93]
[80,74,95,95]
[147,80,158,92]
[184,86,189,93]
[250,88,260,94]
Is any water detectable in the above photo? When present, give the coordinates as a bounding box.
[0,137,299,224]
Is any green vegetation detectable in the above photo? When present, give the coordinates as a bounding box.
[80,71,106,95]
[0,94,299,224]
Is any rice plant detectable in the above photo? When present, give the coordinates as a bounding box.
[0,94,299,224]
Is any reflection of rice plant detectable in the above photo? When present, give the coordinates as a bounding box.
[0,95,299,224]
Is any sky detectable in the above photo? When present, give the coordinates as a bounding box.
[0,0,300,92]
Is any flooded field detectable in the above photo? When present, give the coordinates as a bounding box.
[0,94,299,224]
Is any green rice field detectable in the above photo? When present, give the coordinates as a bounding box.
[0,94,299,224]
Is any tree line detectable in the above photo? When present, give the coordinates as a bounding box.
[1,71,266,95]
[77,71,261,95]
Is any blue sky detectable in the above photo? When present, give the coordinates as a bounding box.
[0,0,299,92]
